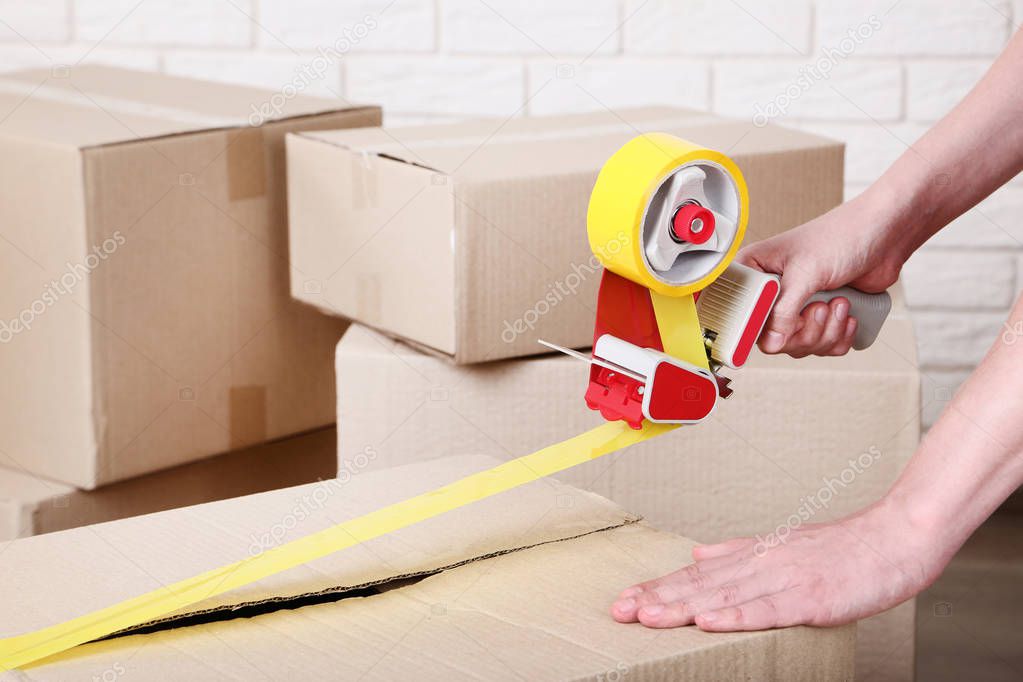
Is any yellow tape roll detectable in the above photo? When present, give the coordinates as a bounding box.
[587,133,749,297]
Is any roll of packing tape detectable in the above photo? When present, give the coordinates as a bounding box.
[587,133,749,297]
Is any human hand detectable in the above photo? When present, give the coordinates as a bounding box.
[740,194,903,357]
[609,500,944,631]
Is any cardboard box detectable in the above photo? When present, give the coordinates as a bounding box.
[0,66,380,488]
[0,427,337,541]
[0,455,855,680]
[335,297,920,681]
[287,107,843,364]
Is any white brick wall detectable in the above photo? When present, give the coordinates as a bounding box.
[0,0,1019,415]
[75,0,254,47]
[442,0,619,55]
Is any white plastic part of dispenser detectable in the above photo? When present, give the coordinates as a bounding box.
[641,161,742,287]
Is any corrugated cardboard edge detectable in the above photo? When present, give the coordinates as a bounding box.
[292,129,445,174]
[0,66,380,150]
[77,107,383,152]
[104,515,642,640]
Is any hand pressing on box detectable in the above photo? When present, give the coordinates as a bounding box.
[609,499,942,630]
[611,288,1023,632]
[613,27,1023,632]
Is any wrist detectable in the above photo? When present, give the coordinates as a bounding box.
[854,181,923,269]
[874,480,963,576]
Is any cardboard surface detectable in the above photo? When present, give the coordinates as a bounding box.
[0,456,854,681]
[0,66,381,488]
[0,428,337,541]
[288,107,844,363]
[335,292,920,681]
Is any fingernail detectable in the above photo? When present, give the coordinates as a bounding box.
[615,598,635,611]
[620,587,641,598]
[763,331,784,351]
[835,300,849,322]
[640,605,663,617]
[814,306,827,323]
[699,612,718,623]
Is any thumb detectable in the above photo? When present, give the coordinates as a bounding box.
[759,270,818,353]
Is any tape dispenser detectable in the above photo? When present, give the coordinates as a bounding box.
[542,133,892,430]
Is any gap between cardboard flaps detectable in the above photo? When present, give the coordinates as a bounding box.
[99,517,642,641]
[296,131,446,176]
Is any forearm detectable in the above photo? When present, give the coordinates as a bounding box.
[862,28,1023,263]
[886,294,1023,566]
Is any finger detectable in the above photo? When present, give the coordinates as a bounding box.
[807,298,849,355]
[784,304,828,358]
[612,556,748,622]
[677,570,793,619]
[627,554,760,613]
[695,593,805,632]
[827,317,857,357]
[636,578,768,629]
[693,536,756,561]
[620,552,747,600]
[634,600,699,628]
[758,272,819,354]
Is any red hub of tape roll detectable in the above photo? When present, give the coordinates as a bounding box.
[671,204,715,245]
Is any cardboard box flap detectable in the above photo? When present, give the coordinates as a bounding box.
[0,66,365,148]
[298,107,842,182]
[0,454,638,639]
[302,105,711,155]
[14,523,856,681]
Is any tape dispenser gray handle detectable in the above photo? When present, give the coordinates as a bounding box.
[804,288,892,350]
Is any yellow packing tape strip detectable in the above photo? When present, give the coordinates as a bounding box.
[1,132,726,671]
[650,291,709,369]
[0,420,677,671]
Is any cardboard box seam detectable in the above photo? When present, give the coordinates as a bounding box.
[112,515,644,638]
[293,130,443,175]
[75,106,381,152]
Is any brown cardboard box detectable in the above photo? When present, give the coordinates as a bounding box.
[0,66,380,488]
[287,107,843,364]
[334,293,921,681]
[0,455,855,680]
[0,427,337,541]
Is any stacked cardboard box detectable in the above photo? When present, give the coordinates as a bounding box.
[336,311,920,682]
[286,109,921,681]
[286,107,843,363]
[0,456,856,680]
[0,87,910,679]
[0,66,379,490]
[0,427,336,542]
